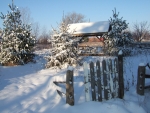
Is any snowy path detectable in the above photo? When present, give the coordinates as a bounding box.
[0,50,149,113]
[0,56,61,112]
[0,52,84,113]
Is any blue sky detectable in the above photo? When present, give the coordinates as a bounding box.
[0,0,150,33]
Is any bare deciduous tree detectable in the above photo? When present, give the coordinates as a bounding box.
[38,26,50,44]
[32,22,40,39]
[20,7,41,39]
[132,21,150,42]
[20,7,33,25]
[53,12,86,34]
[62,12,86,26]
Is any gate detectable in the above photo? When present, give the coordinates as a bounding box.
[83,54,124,102]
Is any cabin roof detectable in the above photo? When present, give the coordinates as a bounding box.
[67,21,111,37]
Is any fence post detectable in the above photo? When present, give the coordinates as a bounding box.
[137,64,145,95]
[66,69,74,106]
[118,50,124,99]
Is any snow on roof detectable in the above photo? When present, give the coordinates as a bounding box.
[68,21,110,36]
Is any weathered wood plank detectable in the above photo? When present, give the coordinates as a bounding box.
[96,60,102,101]
[106,59,110,99]
[56,90,66,97]
[114,58,119,97]
[66,70,74,106]
[137,65,145,95]
[83,62,91,101]
[102,59,108,100]
[145,74,150,78]
[108,59,114,99]
[145,85,150,89]
[118,54,124,99]
[90,62,96,101]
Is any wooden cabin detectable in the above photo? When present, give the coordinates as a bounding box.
[67,21,111,55]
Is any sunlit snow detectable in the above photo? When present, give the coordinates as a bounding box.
[0,49,149,113]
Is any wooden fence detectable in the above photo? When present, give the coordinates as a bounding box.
[83,54,124,102]
[54,53,124,105]
[137,64,150,95]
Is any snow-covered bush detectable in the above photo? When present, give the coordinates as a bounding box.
[104,8,133,55]
[0,1,35,65]
[45,22,80,69]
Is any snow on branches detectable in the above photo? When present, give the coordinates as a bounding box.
[104,8,133,55]
[0,1,35,65]
[45,22,79,69]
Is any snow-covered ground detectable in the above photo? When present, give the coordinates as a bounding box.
[0,49,150,113]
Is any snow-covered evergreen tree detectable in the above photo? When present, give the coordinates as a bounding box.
[45,21,80,69]
[0,0,35,65]
[104,8,133,55]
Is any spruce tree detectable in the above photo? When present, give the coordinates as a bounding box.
[0,0,35,65]
[45,21,80,69]
[104,8,133,55]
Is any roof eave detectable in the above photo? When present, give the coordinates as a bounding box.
[71,32,108,37]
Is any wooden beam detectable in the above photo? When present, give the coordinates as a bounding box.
[71,32,108,37]
[145,85,150,89]
[78,53,105,56]
[145,74,150,78]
